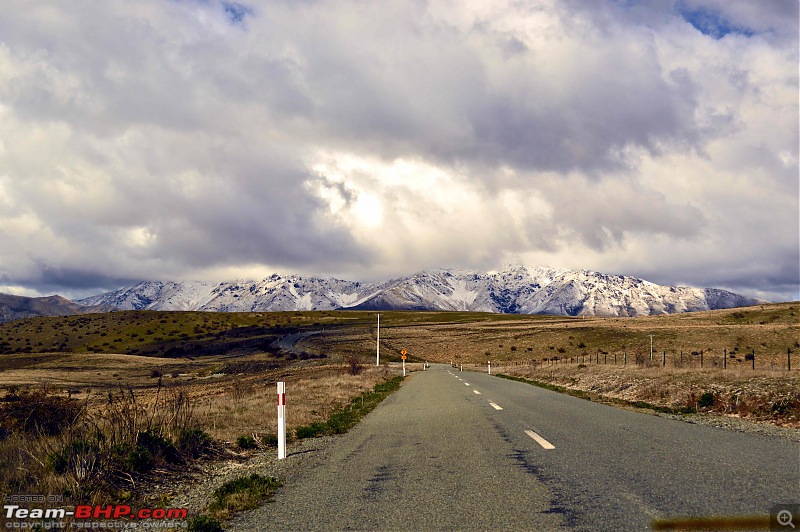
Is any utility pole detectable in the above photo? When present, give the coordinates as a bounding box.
[376,314,380,366]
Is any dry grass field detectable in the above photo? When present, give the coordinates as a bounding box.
[300,302,800,426]
[0,311,404,508]
[0,302,796,509]
[338,303,800,369]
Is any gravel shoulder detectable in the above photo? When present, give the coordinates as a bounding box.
[145,435,343,523]
[654,410,800,442]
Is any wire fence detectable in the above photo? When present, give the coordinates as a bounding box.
[493,347,795,371]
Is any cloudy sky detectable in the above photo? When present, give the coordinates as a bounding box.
[0,0,797,302]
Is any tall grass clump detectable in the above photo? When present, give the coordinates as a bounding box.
[0,379,213,503]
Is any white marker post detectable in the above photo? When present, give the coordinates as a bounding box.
[488,361,491,374]
[277,382,286,460]
[376,314,380,366]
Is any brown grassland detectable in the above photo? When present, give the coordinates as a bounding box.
[0,302,797,514]
[301,302,800,426]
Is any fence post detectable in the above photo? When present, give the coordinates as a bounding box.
[789,348,792,371]
[752,350,755,370]
[723,348,727,369]
[488,361,491,374]
[624,352,627,366]
[662,351,666,367]
[277,382,286,460]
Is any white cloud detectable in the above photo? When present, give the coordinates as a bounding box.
[0,0,795,300]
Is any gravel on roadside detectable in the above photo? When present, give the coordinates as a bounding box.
[143,436,341,524]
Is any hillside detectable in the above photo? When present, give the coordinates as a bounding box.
[0,293,106,324]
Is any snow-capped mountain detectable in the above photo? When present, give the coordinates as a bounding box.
[75,265,766,317]
[77,275,375,313]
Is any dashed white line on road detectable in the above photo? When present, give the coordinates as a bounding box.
[473,390,481,395]
[465,382,470,386]
[489,402,503,410]
[525,429,555,450]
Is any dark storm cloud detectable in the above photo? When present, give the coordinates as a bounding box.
[0,266,141,297]
[270,0,702,175]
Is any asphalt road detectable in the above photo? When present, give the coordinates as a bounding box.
[233,364,799,531]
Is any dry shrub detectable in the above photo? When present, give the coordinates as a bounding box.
[0,388,82,438]
[0,381,211,503]
[348,355,363,375]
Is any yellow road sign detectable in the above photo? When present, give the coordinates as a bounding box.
[401,349,407,355]
[401,355,407,360]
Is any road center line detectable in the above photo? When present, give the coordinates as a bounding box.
[473,390,481,395]
[489,402,503,410]
[525,429,555,450]
[465,382,470,386]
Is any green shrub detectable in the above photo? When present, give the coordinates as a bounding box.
[48,439,99,475]
[698,392,715,408]
[296,422,326,439]
[236,435,257,450]
[260,433,278,447]
[178,428,213,458]
[137,428,181,464]
[187,515,223,532]
[124,445,154,473]
[208,474,283,518]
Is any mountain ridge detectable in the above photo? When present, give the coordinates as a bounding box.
[73,265,767,318]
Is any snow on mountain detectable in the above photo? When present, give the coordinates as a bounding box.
[77,281,219,311]
[77,274,376,313]
[76,265,767,317]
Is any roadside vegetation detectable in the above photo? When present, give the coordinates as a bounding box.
[0,364,402,507]
[294,376,404,438]
[495,364,800,427]
[0,378,214,504]
[0,309,406,524]
[0,302,796,525]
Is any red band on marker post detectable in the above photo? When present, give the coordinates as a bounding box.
[277,382,286,459]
